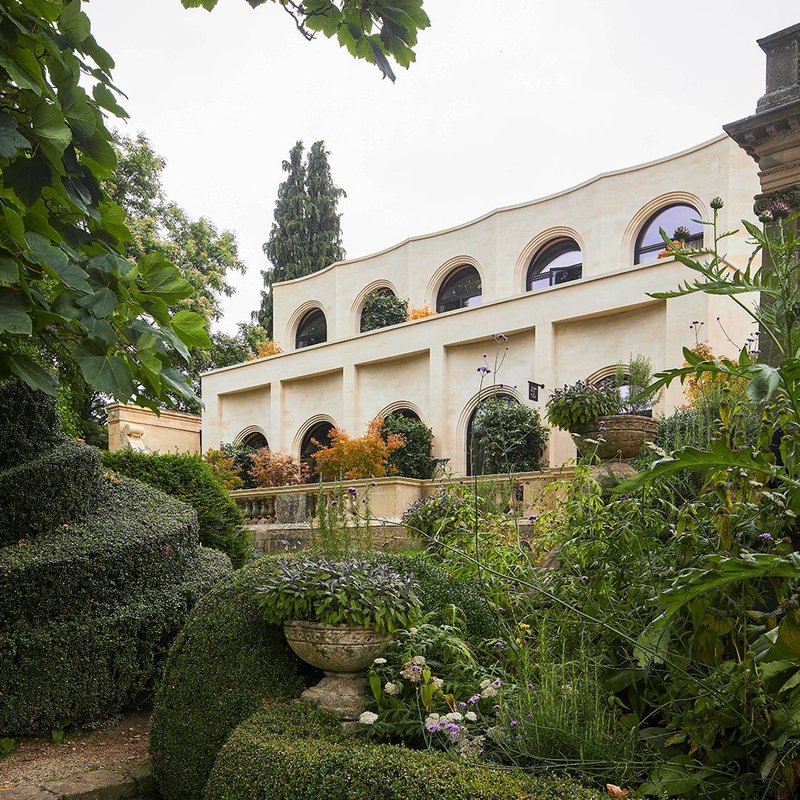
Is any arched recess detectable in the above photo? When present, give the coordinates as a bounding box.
[425,255,483,310]
[234,426,269,449]
[455,386,525,475]
[293,414,337,479]
[514,226,585,291]
[285,300,327,351]
[622,192,707,266]
[376,400,424,422]
[349,279,399,334]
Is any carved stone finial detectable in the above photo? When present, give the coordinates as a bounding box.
[756,24,800,114]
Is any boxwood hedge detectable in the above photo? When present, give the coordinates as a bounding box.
[102,450,251,567]
[150,552,501,800]
[0,378,62,470]
[0,440,101,544]
[0,548,229,735]
[0,479,201,626]
[204,703,603,800]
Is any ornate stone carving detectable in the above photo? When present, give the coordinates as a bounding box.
[753,185,800,216]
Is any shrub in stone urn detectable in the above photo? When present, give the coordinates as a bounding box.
[257,558,421,722]
[546,358,660,460]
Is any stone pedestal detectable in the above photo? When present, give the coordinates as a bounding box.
[301,671,370,723]
[724,23,800,365]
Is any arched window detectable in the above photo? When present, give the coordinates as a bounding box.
[360,288,407,332]
[242,431,268,450]
[634,203,703,264]
[436,266,482,313]
[295,309,327,349]
[466,393,515,476]
[527,238,582,291]
[300,421,334,479]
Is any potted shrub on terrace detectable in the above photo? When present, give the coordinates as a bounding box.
[546,358,660,460]
[258,557,421,723]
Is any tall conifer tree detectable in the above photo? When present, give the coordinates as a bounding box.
[256,141,346,336]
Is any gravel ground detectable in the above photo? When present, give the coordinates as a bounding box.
[0,710,150,788]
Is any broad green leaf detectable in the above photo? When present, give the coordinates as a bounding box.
[31,101,72,155]
[79,286,117,318]
[747,363,780,403]
[9,354,57,395]
[3,155,52,205]
[181,0,219,8]
[0,111,29,158]
[73,339,134,399]
[171,309,212,348]
[92,83,129,119]
[25,232,91,293]
[0,48,44,94]
[89,252,132,275]
[3,205,27,251]
[0,288,33,334]
[0,256,19,283]
[24,0,62,21]
[60,85,96,138]
[59,0,91,43]
[82,35,115,73]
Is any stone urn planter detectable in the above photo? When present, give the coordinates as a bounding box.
[571,414,660,461]
[284,620,390,723]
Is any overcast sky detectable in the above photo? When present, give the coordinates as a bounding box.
[87,1,799,334]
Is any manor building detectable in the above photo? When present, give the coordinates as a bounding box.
[201,136,759,471]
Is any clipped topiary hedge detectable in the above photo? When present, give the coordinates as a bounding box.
[204,703,603,800]
[0,548,229,735]
[0,440,101,544]
[150,552,500,800]
[0,479,201,626]
[0,378,62,470]
[102,450,251,567]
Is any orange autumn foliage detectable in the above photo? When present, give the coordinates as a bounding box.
[407,304,435,320]
[249,448,309,487]
[683,342,748,408]
[247,339,283,360]
[311,418,404,480]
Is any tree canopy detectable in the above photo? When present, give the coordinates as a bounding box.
[0,0,429,408]
[257,140,346,335]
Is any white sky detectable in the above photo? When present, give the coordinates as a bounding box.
[87,0,799,334]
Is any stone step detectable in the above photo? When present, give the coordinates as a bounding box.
[0,762,155,800]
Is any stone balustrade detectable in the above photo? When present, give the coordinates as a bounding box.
[230,468,575,553]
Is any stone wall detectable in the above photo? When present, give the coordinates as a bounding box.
[107,403,201,454]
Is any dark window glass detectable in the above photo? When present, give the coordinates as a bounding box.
[242,432,268,450]
[466,393,515,476]
[436,266,482,313]
[295,309,327,349]
[526,238,582,291]
[300,421,334,481]
[634,204,703,264]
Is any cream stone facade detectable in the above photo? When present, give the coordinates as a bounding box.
[202,135,760,472]
[107,403,201,454]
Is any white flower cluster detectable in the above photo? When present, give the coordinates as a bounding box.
[359,711,379,725]
[479,678,498,699]
[384,681,400,696]
[456,734,486,759]
[373,657,387,665]
[431,676,444,690]
[465,711,477,722]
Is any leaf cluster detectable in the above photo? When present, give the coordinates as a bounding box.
[248,447,309,487]
[312,417,404,480]
[0,1,211,405]
[257,557,422,633]
[545,380,620,431]
[360,290,409,332]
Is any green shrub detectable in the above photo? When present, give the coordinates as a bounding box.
[0,440,101,545]
[0,378,62,470]
[470,397,548,474]
[0,547,229,735]
[204,703,602,800]
[0,479,201,626]
[381,412,434,479]
[545,380,619,431]
[102,450,250,567]
[360,291,408,332]
[150,553,499,800]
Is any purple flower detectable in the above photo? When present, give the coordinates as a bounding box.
[527,683,534,690]
[494,333,508,342]
[527,514,536,522]
[477,365,491,375]
[369,481,377,487]
[330,499,338,507]
[468,694,481,705]
[493,679,503,687]
[759,532,775,543]
[492,640,506,650]
[445,723,461,738]
[510,720,519,728]
[493,704,500,712]
[771,199,791,219]
[581,575,589,585]
[347,486,357,495]
[426,722,441,732]
[458,701,467,710]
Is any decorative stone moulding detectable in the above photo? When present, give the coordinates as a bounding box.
[571,414,660,462]
[283,620,390,725]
